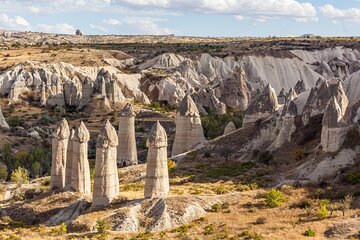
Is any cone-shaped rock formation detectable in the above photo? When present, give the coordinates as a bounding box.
[172,94,206,156]
[51,119,70,189]
[144,121,169,198]
[92,120,119,208]
[117,103,138,167]
[71,122,91,194]
[223,121,236,135]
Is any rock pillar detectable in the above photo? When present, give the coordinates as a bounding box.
[117,103,138,167]
[51,119,70,189]
[92,120,119,208]
[144,121,169,198]
[71,122,91,194]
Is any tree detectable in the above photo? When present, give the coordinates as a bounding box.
[31,161,42,178]
[0,163,8,181]
[10,167,29,184]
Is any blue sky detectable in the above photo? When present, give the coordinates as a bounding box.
[0,0,360,37]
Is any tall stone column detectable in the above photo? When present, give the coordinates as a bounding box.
[172,94,206,156]
[65,128,75,186]
[40,83,47,106]
[117,103,138,167]
[51,119,70,189]
[144,121,169,198]
[92,120,119,208]
[71,122,91,194]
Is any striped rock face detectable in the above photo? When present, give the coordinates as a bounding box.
[144,121,169,199]
[51,118,70,189]
[92,120,119,208]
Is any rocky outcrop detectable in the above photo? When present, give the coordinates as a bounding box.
[223,122,236,135]
[65,129,75,187]
[51,119,70,189]
[219,66,252,111]
[294,80,306,94]
[243,84,279,125]
[321,97,349,152]
[71,122,91,194]
[301,79,348,125]
[144,122,169,198]
[172,95,206,156]
[0,105,9,130]
[117,103,138,167]
[92,120,119,208]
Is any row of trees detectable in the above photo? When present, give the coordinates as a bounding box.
[0,144,51,181]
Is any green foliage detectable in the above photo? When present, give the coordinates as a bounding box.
[235,182,259,192]
[258,151,273,167]
[40,178,51,187]
[122,182,144,191]
[7,116,22,127]
[10,167,29,183]
[239,230,264,240]
[304,229,316,237]
[264,189,287,208]
[212,185,234,195]
[317,200,330,219]
[211,202,230,212]
[346,171,360,185]
[130,232,154,240]
[146,102,175,113]
[207,161,255,178]
[0,163,8,181]
[203,224,215,235]
[95,219,111,234]
[201,109,243,140]
[175,224,191,236]
[50,222,67,235]
[31,161,42,178]
[167,159,176,174]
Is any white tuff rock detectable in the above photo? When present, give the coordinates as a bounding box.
[144,121,169,198]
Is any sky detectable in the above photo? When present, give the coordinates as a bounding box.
[0,0,360,37]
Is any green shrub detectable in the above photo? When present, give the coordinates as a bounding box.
[50,222,67,235]
[304,229,316,237]
[264,189,287,208]
[0,163,8,181]
[236,183,259,192]
[95,219,111,234]
[207,161,255,178]
[239,230,264,240]
[346,172,360,185]
[317,200,330,219]
[203,224,215,235]
[7,116,22,127]
[122,182,144,191]
[168,159,176,174]
[201,110,243,140]
[10,167,29,183]
[175,224,191,236]
[40,178,51,187]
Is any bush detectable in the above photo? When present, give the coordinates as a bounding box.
[95,219,111,234]
[0,163,8,181]
[239,230,264,240]
[10,167,29,183]
[236,183,259,192]
[304,229,316,237]
[50,222,67,235]
[264,189,287,208]
[168,160,176,174]
[258,151,273,167]
[207,161,255,178]
[255,217,267,225]
[317,200,330,219]
[293,148,305,161]
[346,172,360,185]
[7,116,22,127]
[203,224,215,235]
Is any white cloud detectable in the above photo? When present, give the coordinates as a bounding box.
[28,6,41,14]
[235,15,245,21]
[320,4,360,23]
[36,23,76,34]
[103,18,122,26]
[121,0,317,22]
[122,17,176,35]
[90,24,109,33]
[0,14,31,31]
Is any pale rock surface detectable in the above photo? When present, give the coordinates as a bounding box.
[0,105,10,130]
[144,121,169,198]
[243,84,279,125]
[223,122,236,135]
[325,218,360,239]
[92,120,119,208]
[294,79,307,94]
[71,122,91,194]
[321,97,349,152]
[65,129,75,187]
[117,103,138,167]
[139,53,185,70]
[51,119,70,189]
[172,95,206,156]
